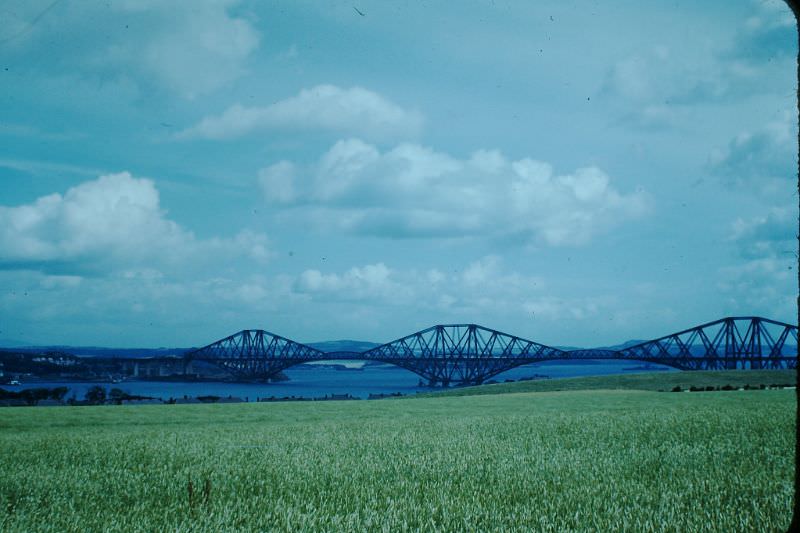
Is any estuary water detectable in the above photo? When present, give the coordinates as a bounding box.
[7,360,676,401]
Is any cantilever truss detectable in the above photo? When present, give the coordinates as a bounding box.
[183,317,797,385]
[186,329,326,380]
[360,324,566,386]
[616,317,797,370]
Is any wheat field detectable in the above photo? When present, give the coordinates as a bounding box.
[0,386,794,532]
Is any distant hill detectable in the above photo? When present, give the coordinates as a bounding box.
[306,339,381,353]
[0,338,37,348]
[595,339,648,351]
[551,340,647,352]
[5,340,384,358]
[3,346,189,358]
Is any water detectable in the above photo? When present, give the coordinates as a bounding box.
[4,360,676,401]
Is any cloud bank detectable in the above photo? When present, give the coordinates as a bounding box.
[259,140,650,245]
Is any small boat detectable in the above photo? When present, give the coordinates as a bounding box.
[9,379,21,386]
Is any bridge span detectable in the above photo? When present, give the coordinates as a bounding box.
[185,316,797,386]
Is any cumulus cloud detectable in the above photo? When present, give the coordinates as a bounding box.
[258,140,649,245]
[707,113,796,194]
[682,0,795,103]
[117,0,260,98]
[601,2,795,124]
[726,0,796,64]
[0,172,270,274]
[600,46,695,128]
[717,205,797,319]
[1,0,259,99]
[293,263,401,302]
[729,206,796,259]
[717,257,795,319]
[286,255,608,333]
[178,85,424,141]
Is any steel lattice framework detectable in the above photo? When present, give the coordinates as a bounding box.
[186,329,327,380]
[615,317,797,370]
[185,316,798,385]
[359,324,565,386]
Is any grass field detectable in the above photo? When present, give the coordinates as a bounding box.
[0,372,795,532]
[420,369,798,397]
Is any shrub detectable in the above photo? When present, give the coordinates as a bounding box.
[84,386,107,404]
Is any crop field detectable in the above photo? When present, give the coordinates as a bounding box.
[421,369,798,397]
[0,378,795,532]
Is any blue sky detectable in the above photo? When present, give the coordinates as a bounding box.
[0,0,796,348]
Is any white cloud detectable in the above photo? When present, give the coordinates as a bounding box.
[99,0,260,98]
[717,257,794,319]
[0,268,291,346]
[462,255,502,286]
[178,85,424,141]
[717,205,797,320]
[259,139,649,245]
[0,172,270,274]
[294,263,401,302]
[2,1,259,99]
[602,2,795,126]
[728,0,796,64]
[729,206,795,259]
[708,113,796,195]
[284,255,609,334]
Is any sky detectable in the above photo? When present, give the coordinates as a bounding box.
[0,0,797,349]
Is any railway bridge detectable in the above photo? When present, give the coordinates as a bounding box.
[185,316,798,386]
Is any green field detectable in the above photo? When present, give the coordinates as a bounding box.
[0,372,795,532]
[421,369,798,397]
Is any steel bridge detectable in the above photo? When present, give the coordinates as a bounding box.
[185,316,797,386]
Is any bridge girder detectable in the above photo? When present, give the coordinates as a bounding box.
[615,317,797,371]
[183,317,797,385]
[360,324,566,386]
[185,329,326,380]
